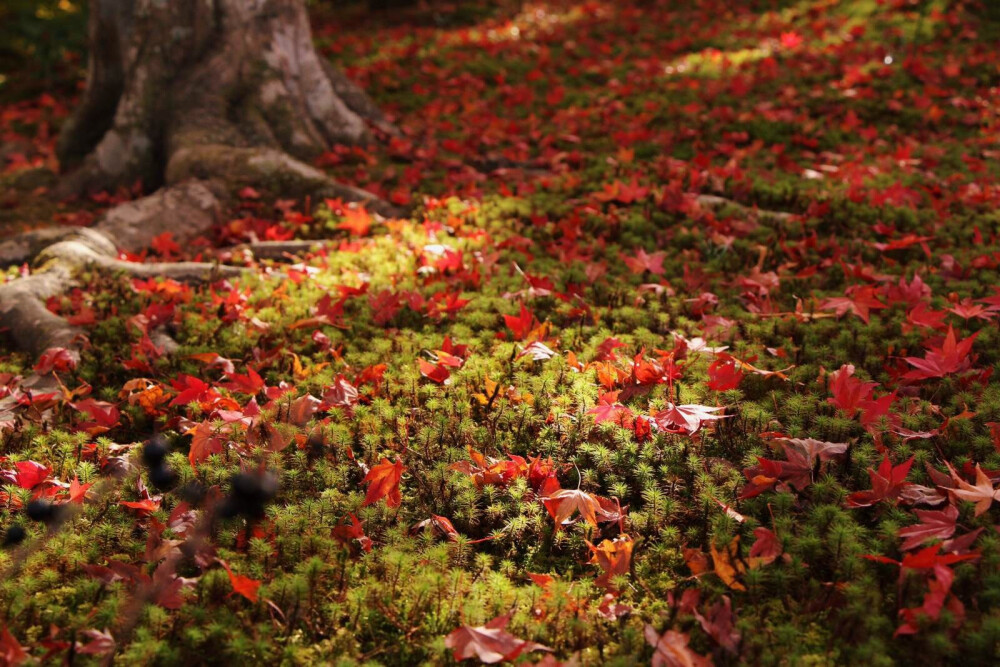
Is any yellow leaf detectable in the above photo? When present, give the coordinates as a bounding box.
[709,536,747,591]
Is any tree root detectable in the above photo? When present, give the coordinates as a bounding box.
[19,0,404,367]
[695,194,794,223]
[0,229,238,361]
[0,265,82,359]
[0,182,240,362]
[228,240,333,261]
[37,229,243,282]
[96,180,226,253]
[0,227,81,268]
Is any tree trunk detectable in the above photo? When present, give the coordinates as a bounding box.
[56,0,393,198]
[2,0,397,368]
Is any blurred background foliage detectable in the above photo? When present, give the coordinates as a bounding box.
[0,0,88,100]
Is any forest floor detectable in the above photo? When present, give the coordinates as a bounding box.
[3,0,1000,664]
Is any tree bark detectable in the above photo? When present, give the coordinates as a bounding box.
[56,0,392,199]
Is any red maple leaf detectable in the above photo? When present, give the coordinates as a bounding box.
[332,513,373,553]
[904,303,948,333]
[185,421,226,469]
[169,374,219,407]
[150,232,181,258]
[652,403,727,435]
[707,358,744,391]
[369,289,404,325]
[418,359,450,384]
[221,368,266,395]
[503,303,536,341]
[71,398,121,434]
[740,439,847,498]
[34,347,78,375]
[947,298,994,322]
[621,248,666,276]
[819,285,887,324]
[336,206,372,236]
[586,391,633,425]
[428,290,471,319]
[895,564,964,637]
[748,527,782,567]
[586,534,634,590]
[846,456,914,507]
[322,375,359,409]
[859,391,897,434]
[903,326,978,380]
[361,458,405,508]
[0,628,28,666]
[644,626,711,667]
[865,544,980,572]
[67,476,94,504]
[14,460,51,489]
[827,364,877,414]
[898,506,958,550]
[121,498,161,516]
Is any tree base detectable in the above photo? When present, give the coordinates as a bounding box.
[0,0,404,367]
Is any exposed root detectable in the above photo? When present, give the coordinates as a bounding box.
[695,194,794,223]
[229,240,332,261]
[0,227,80,269]
[10,0,401,365]
[0,185,240,364]
[0,265,83,359]
[38,229,243,283]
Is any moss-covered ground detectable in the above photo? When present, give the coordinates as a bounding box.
[3,0,1000,664]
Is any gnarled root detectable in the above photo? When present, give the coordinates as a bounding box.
[0,181,238,363]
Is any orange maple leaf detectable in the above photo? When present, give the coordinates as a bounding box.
[587,534,634,590]
[220,560,261,603]
[362,458,406,508]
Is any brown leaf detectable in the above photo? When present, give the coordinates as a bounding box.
[748,527,782,569]
[683,547,710,576]
[948,463,1000,516]
[185,421,225,469]
[643,626,712,667]
[693,595,740,655]
[444,614,551,663]
[542,488,603,529]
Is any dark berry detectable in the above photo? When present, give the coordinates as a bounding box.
[143,434,171,468]
[149,463,178,490]
[177,481,206,505]
[26,499,60,524]
[225,471,278,519]
[3,524,26,547]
